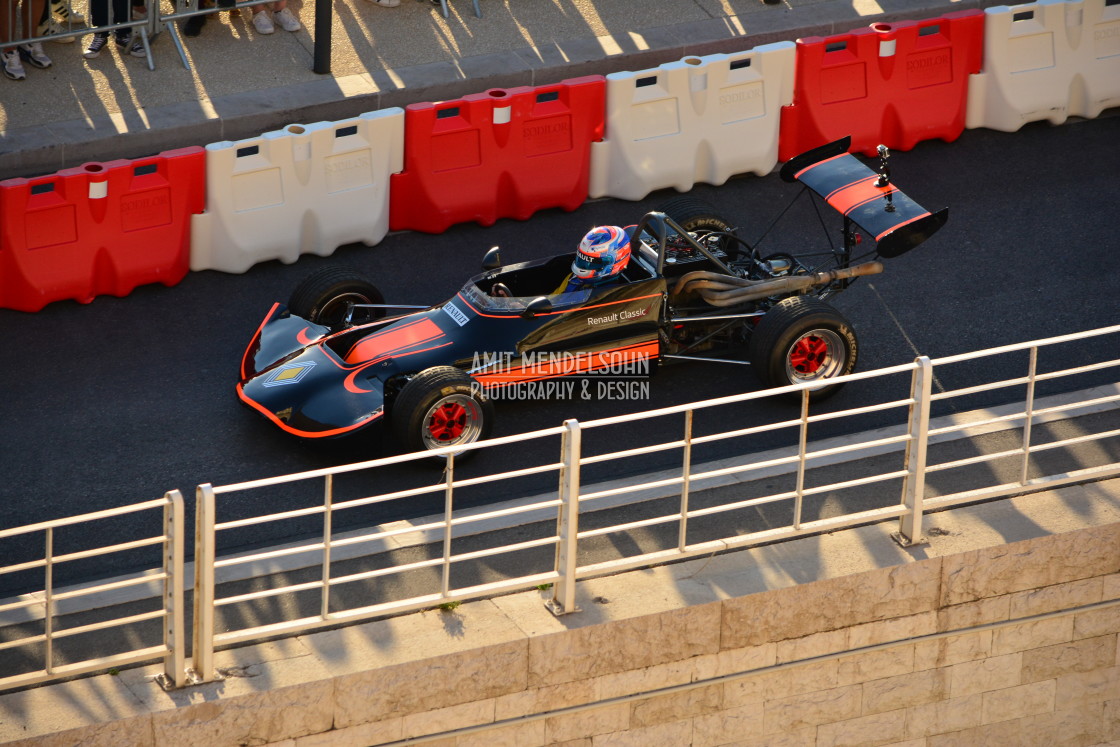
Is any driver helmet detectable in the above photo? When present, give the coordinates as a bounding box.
[572,226,631,285]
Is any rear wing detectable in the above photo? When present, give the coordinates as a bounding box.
[779,137,948,259]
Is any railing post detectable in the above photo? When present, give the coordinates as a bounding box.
[321,475,333,620]
[677,409,693,552]
[441,454,454,599]
[896,357,932,546]
[548,419,582,616]
[43,528,54,675]
[1020,346,1038,486]
[191,483,218,683]
[162,490,187,689]
[793,388,810,530]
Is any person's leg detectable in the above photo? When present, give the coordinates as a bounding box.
[23,0,48,34]
[0,2,27,80]
[82,0,111,57]
[18,0,53,68]
[111,0,130,45]
[184,0,212,36]
[125,0,154,56]
[84,0,108,25]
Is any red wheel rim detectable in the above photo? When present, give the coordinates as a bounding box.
[427,401,467,442]
[784,328,845,385]
[788,334,829,375]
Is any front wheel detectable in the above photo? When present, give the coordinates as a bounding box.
[748,297,858,401]
[288,265,385,329]
[391,367,494,457]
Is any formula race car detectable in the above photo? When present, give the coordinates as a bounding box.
[238,137,947,455]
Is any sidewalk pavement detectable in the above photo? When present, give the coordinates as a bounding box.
[0,0,980,182]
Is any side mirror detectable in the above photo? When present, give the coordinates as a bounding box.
[482,246,502,272]
[521,296,552,318]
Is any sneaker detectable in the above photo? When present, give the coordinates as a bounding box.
[115,29,132,47]
[39,17,77,43]
[2,49,26,79]
[273,7,300,31]
[252,10,274,34]
[84,32,108,58]
[367,0,400,6]
[19,42,52,69]
[129,35,148,57]
[52,0,85,23]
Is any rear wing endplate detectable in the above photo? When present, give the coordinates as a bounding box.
[779,137,948,258]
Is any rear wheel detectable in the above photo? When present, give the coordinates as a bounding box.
[657,195,745,257]
[288,266,384,328]
[748,297,858,401]
[391,367,494,457]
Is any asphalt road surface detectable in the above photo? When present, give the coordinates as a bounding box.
[1,116,1118,591]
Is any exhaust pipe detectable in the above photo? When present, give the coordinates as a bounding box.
[670,262,884,307]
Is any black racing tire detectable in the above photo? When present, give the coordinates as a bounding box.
[748,297,858,401]
[391,367,494,458]
[288,266,385,328]
[656,195,744,257]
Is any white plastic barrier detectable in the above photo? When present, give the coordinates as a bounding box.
[191,109,405,274]
[966,0,1120,131]
[589,42,796,202]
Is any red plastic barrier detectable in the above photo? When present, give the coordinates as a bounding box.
[0,147,205,312]
[779,11,984,161]
[389,76,605,234]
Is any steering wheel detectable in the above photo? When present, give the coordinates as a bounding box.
[490,282,512,298]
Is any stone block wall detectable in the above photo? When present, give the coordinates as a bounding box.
[277,522,1120,746]
[4,520,1118,746]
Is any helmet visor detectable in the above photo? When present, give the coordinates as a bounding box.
[573,250,610,277]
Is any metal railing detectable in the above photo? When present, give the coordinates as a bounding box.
[191,424,571,678]
[922,337,1120,509]
[1,325,1117,691]
[0,491,186,690]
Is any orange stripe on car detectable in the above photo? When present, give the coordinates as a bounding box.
[824,175,896,217]
[794,153,847,181]
[343,317,444,364]
[343,340,454,393]
[297,326,323,346]
[237,382,384,438]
